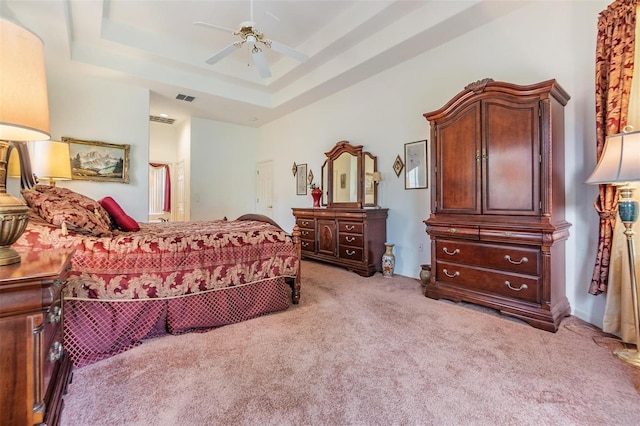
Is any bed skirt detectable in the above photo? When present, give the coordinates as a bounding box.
[64,277,291,367]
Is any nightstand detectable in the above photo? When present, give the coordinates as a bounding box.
[0,249,74,426]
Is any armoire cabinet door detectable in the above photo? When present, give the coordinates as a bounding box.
[482,97,540,215]
[435,101,482,214]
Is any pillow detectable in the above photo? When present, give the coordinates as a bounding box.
[34,185,113,229]
[22,190,113,237]
[98,196,140,232]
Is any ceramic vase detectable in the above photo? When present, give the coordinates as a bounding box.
[382,243,395,277]
[419,264,431,287]
[311,187,322,208]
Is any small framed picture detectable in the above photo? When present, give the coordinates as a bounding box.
[404,140,427,189]
[296,163,308,195]
[63,137,130,183]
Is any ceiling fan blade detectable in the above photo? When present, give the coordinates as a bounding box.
[205,43,241,65]
[252,48,272,78]
[193,21,236,34]
[268,40,308,63]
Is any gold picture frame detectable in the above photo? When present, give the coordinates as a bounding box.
[62,137,130,183]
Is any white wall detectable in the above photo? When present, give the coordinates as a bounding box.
[189,117,258,221]
[46,70,150,221]
[150,122,178,162]
[258,0,610,326]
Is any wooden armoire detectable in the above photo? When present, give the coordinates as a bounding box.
[423,79,571,332]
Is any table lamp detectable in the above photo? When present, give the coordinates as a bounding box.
[31,140,72,187]
[0,18,51,265]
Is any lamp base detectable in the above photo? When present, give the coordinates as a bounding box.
[0,246,22,266]
[614,348,640,368]
[0,192,30,266]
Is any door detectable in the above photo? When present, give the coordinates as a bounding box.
[317,219,336,256]
[435,101,482,214]
[256,160,273,218]
[482,97,540,215]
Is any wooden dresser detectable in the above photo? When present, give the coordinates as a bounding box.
[292,208,388,277]
[0,249,74,426]
[423,79,571,332]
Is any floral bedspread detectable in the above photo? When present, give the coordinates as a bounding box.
[15,213,299,300]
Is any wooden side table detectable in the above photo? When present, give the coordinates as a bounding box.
[0,249,74,426]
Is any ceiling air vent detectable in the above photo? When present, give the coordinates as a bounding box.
[176,93,196,102]
[149,115,175,125]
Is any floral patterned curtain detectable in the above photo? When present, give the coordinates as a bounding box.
[590,0,638,295]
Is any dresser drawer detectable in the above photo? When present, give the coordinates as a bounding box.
[300,240,315,252]
[338,246,363,262]
[296,218,314,229]
[299,228,315,240]
[436,261,540,303]
[338,222,363,234]
[427,224,479,240]
[480,229,543,245]
[435,239,539,275]
[339,233,364,247]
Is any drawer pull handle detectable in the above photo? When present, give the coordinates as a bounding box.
[48,341,63,363]
[345,250,356,256]
[345,236,355,243]
[345,225,355,231]
[302,242,309,247]
[448,228,457,233]
[48,306,61,324]
[443,247,460,256]
[504,255,528,265]
[302,221,309,226]
[302,231,309,236]
[443,269,460,278]
[505,281,528,291]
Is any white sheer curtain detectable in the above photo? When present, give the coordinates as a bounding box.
[602,4,640,344]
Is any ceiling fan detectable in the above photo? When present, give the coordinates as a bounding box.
[194,0,308,78]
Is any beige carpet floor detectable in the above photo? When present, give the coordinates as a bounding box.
[60,260,640,425]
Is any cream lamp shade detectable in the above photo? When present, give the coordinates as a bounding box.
[31,140,72,186]
[0,18,51,266]
[585,129,640,185]
[7,147,21,178]
[0,19,50,141]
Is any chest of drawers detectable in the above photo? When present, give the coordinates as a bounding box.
[292,208,388,277]
[0,249,74,426]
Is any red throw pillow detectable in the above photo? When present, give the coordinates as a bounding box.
[98,196,140,232]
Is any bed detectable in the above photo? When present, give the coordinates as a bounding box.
[14,186,301,367]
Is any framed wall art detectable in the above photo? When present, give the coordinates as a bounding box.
[393,155,404,177]
[62,137,130,183]
[404,140,427,189]
[296,163,308,195]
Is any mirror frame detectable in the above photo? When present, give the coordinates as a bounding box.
[324,140,378,208]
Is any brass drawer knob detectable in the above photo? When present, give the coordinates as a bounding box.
[345,250,356,256]
[48,306,61,324]
[48,341,63,363]
[302,221,309,226]
[505,281,528,291]
[504,255,528,265]
[443,247,460,256]
[345,236,355,243]
[443,269,460,278]
[345,225,355,231]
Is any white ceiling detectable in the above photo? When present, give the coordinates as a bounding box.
[1,0,527,127]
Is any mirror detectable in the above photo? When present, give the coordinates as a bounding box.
[321,160,328,206]
[324,141,378,208]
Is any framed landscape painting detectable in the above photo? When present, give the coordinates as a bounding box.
[62,137,130,183]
